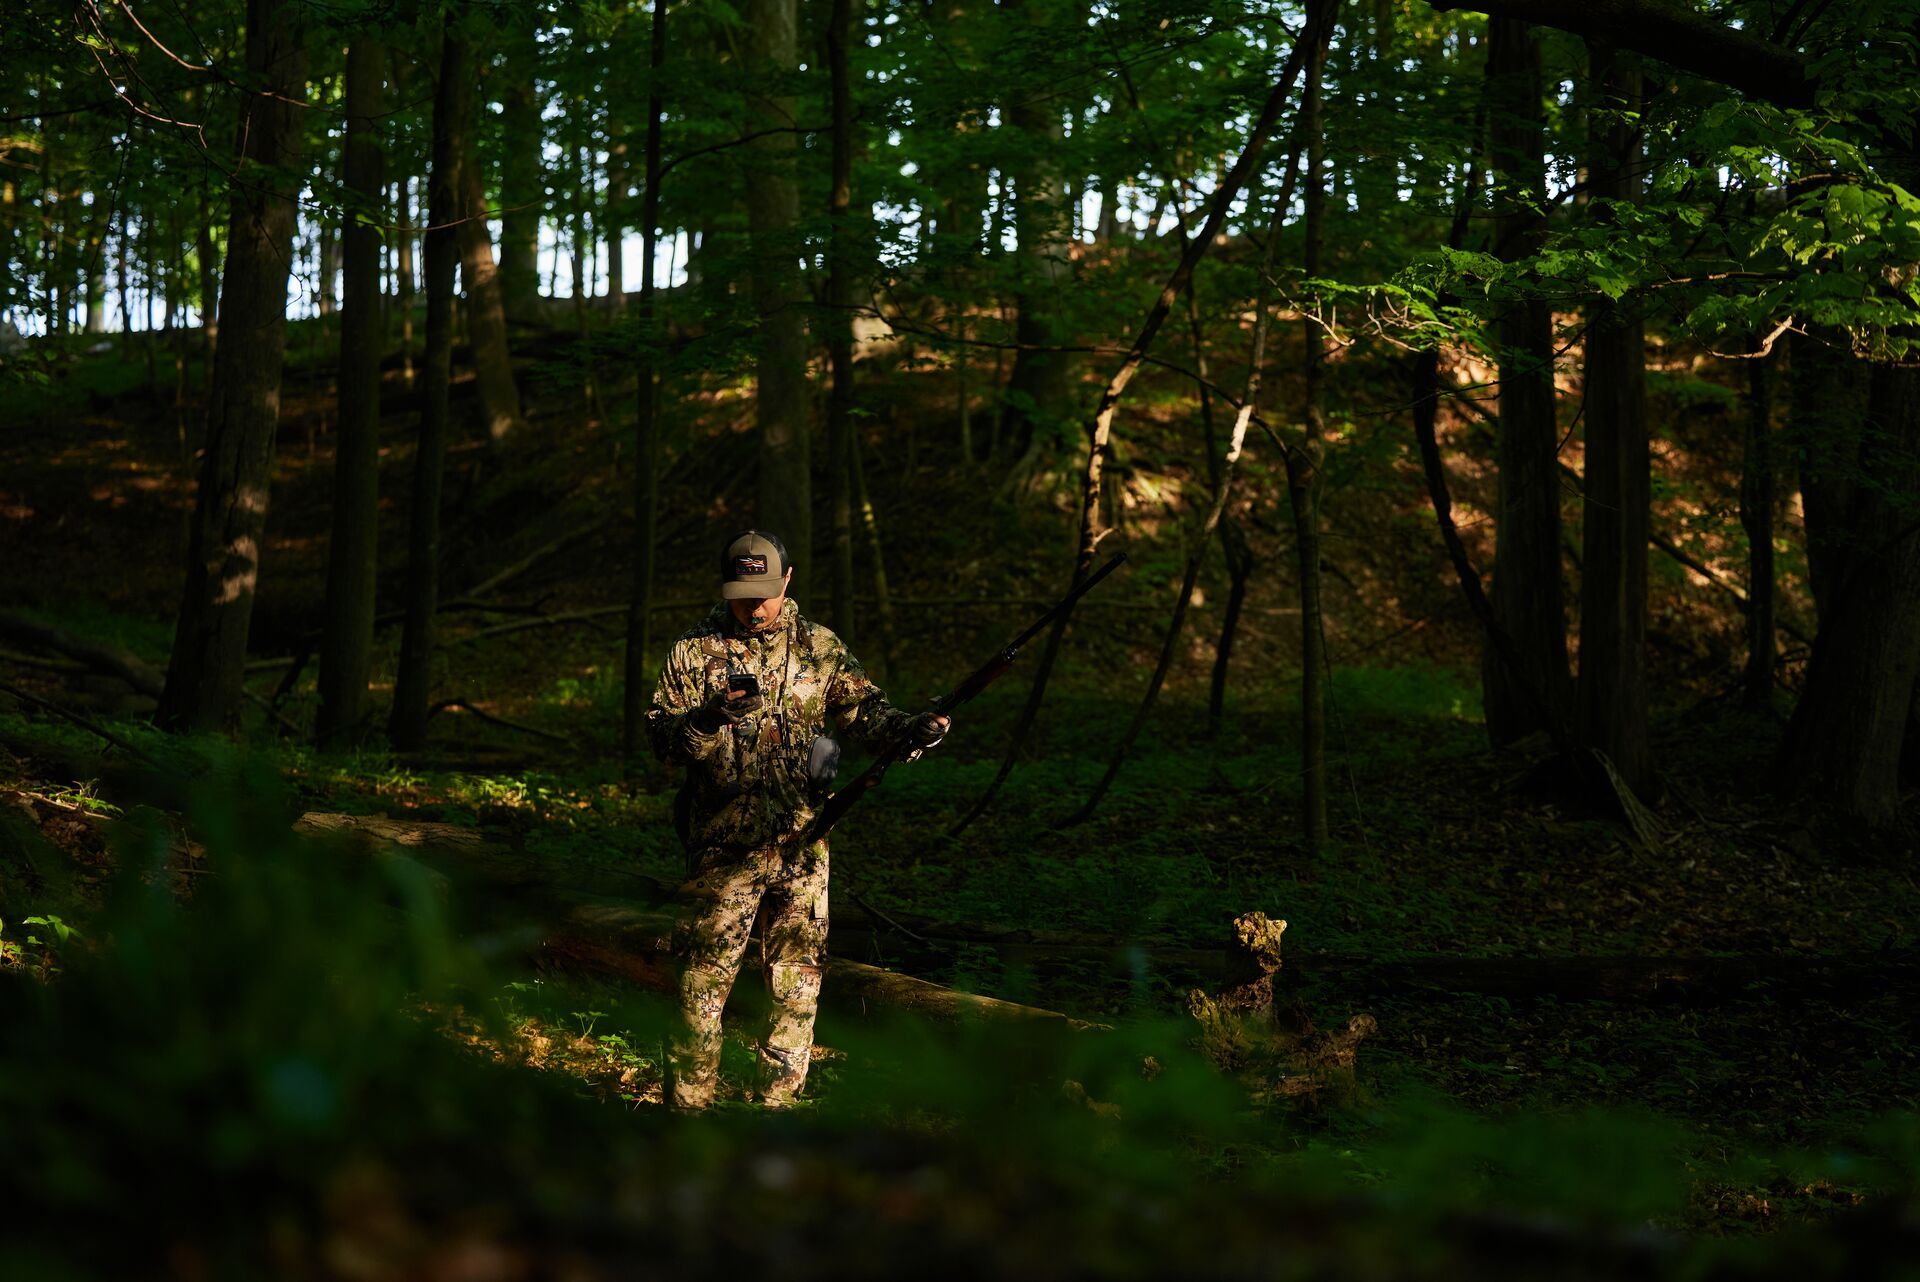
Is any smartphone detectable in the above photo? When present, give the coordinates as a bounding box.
[727,672,760,700]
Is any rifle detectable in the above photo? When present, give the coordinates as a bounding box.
[797,552,1128,846]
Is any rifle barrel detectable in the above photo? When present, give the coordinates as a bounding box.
[803,552,1128,844]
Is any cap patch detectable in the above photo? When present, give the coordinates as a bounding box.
[734,554,769,576]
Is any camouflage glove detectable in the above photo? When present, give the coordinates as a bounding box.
[908,711,950,749]
[691,688,763,734]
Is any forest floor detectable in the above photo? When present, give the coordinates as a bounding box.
[2,325,1917,1273]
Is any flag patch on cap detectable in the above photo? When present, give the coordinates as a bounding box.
[734,555,769,576]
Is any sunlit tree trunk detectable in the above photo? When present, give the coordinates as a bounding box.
[81,189,109,334]
[318,38,387,749]
[1482,16,1572,746]
[156,0,306,734]
[389,27,471,751]
[457,153,526,442]
[746,0,811,583]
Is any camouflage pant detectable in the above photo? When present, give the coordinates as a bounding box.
[667,840,829,1109]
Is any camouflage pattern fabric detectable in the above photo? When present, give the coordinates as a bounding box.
[646,599,913,851]
[647,599,913,1107]
[668,840,828,1109]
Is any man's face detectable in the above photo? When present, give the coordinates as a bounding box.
[728,567,792,632]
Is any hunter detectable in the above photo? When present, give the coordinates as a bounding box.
[645,530,949,1109]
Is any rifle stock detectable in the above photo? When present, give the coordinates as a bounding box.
[794,553,1127,846]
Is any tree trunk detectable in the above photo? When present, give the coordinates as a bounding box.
[825,0,858,640]
[457,155,525,443]
[397,177,416,387]
[155,0,306,734]
[996,3,1074,491]
[622,0,669,761]
[605,136,627,306]
[316,225,336,316]
[746,0,812,584]
[1791,328,1868,624]
[1575,43,1653,797]
[317,38,387,750]
[81,194,109,334]
[1775,364,1920,827]
[1740,351,1775,710]
[1482,16,1572,746]
[1207,518,1253,737]
[849,430,897,682]
[1289,13,1332,852]
[197,159,220,354]
[389,28,471,751]
[496,40,543,324]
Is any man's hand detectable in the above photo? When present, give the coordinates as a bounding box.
[691,686,764,733]
[909,711,951,749]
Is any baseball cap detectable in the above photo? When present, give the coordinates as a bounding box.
[719,530,791,600]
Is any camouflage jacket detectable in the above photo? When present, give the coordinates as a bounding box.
[645,599,915,851]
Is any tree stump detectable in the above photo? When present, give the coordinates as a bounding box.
[1187,911,1375,1106]
[1220,911,1288,1020]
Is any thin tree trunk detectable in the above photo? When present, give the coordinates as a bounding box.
[318,38,387,749]
[746,0,811,584]
[850,429,897,683]
[197,136,220,361]
[1207,517,1253,737]
[397,176,416,387]
[389,28,471,751]
[1576,43,1653,797]
[621,0,668,761]
[156,0,306,734]
[605,134,627,306]
[1741,350,1775,710]
[82,192,109,334]
[1289,14,1333,853]
[825,0,858,640]
[1483,16,1572,745]
[952,0,1330,834]
[317,225,336,316]
[457,154,525,442]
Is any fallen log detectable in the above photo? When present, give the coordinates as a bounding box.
[292,813,1920,1006]
[0,610,164,697]
[296,811,1102,1029]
